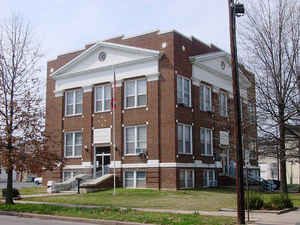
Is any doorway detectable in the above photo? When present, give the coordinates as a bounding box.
[94,146,110,178]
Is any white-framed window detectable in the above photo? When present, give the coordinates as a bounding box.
[249,141,256,160]
[248,103,256,123]
[177,124,192,154]
[124,171,146,188]
[124,79,147,108]
[177,75,191,107]
[200,128,213,156]
[65,89,83,116]
[124,125,147,155]
[179,169,194,189]
[94,84,111,112]
[64,132,82,158]
[244,149,249,163]
[200,84,212,111]
[219,91,228,117]
[203,169,216,187]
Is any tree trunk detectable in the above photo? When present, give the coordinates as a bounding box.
[279,121,288,193]
[5,168,14,204]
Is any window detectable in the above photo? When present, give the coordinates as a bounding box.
[124,79,147,108]
[177,124,192,154]
[200,84,212,111]
[200,128,213,155]
[203,169,216,187]
[125,125,147,155]
[244,149,249,163]
[219,91,228,117]
[64,132,82,158]
[249,141,256,160]
[177,75,191,107]
[240,100,243,121]
[94,85,111,112]
[65,89,82,116]
[124,171,146,188]
[179,169,194,189]
[248,103,256,123]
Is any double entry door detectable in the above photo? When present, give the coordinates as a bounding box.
[94,146,110,178]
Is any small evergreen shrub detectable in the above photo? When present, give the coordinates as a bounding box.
[2,188,20,198]
[245,191,264,210]
[269,194,294,210]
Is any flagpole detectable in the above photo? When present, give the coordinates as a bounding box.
[112,66,116,196]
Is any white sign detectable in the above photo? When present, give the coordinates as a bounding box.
[220,131,229,145]
[94,128,111,144]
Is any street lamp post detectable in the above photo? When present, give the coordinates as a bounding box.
[227,1,245,224]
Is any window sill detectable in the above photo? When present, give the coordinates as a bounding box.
[201,154,214,157]
[64,114,83,118]
[176,103,192,108]
[94,110,111,114]
[124,105,147,110]
[178,153,193,155]
[64,156,82,159]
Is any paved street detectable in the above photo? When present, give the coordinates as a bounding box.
[0,215,97,225]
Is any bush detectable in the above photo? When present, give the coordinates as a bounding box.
[245,191,264,210]
[2,188,20,198]
[262,201,273,209]
[269,194,294,210]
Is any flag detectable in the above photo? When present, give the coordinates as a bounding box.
[111,70,116,109]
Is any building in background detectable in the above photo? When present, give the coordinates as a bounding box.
[43,30,259,189]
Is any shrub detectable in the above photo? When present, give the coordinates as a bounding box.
[245,191,264,210]
[262,201,273,209]
[269,194,294,210]
[2,188,20,198]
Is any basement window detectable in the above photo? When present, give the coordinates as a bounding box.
[124,171,146,188]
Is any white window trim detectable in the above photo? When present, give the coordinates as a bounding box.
[65,89,83,116]
[179,169,195,189]
[64,131,82,158]
[177,75,192,107]
[219,91,228,117]
[200,127,213,156]
[123,171,146,188]
[124,78,147,109]
[124,125,147,156]
[94,84,111,113]
[200,84,212,112]
[178,123,193,155]
[203,169,216,187]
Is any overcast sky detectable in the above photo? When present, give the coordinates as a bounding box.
[2,0,232,60]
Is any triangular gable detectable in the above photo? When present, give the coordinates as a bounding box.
[190,52,251,88]
[51,42,162,78]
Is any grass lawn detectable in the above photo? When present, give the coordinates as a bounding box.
[18,186,47,195]
[0,203,235,225]
[24,188,300,211]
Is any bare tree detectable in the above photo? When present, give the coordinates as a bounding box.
[239,0,300,193]
[0,14,60,204]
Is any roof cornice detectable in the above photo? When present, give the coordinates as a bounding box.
[52,55,160,81]
[50,41,162,78]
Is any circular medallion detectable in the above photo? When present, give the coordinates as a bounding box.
[98,51,106,62]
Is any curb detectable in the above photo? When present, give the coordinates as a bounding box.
[220,207,298,215]
[0,210,155,225]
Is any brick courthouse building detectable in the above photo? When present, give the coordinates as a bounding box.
[43,30,259,189]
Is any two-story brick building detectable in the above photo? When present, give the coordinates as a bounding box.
[43,30,259,189]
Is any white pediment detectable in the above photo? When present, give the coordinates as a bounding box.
[52,42,162,94]
[190,52,251,92]
[51,42,162,79]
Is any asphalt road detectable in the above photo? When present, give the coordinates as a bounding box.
[0,215,97,225]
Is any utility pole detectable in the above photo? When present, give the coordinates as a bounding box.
[227,1,245,224]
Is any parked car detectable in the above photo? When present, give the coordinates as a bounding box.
[267,179,280,190]
[34,177,43,185]
[26,176,35,182]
